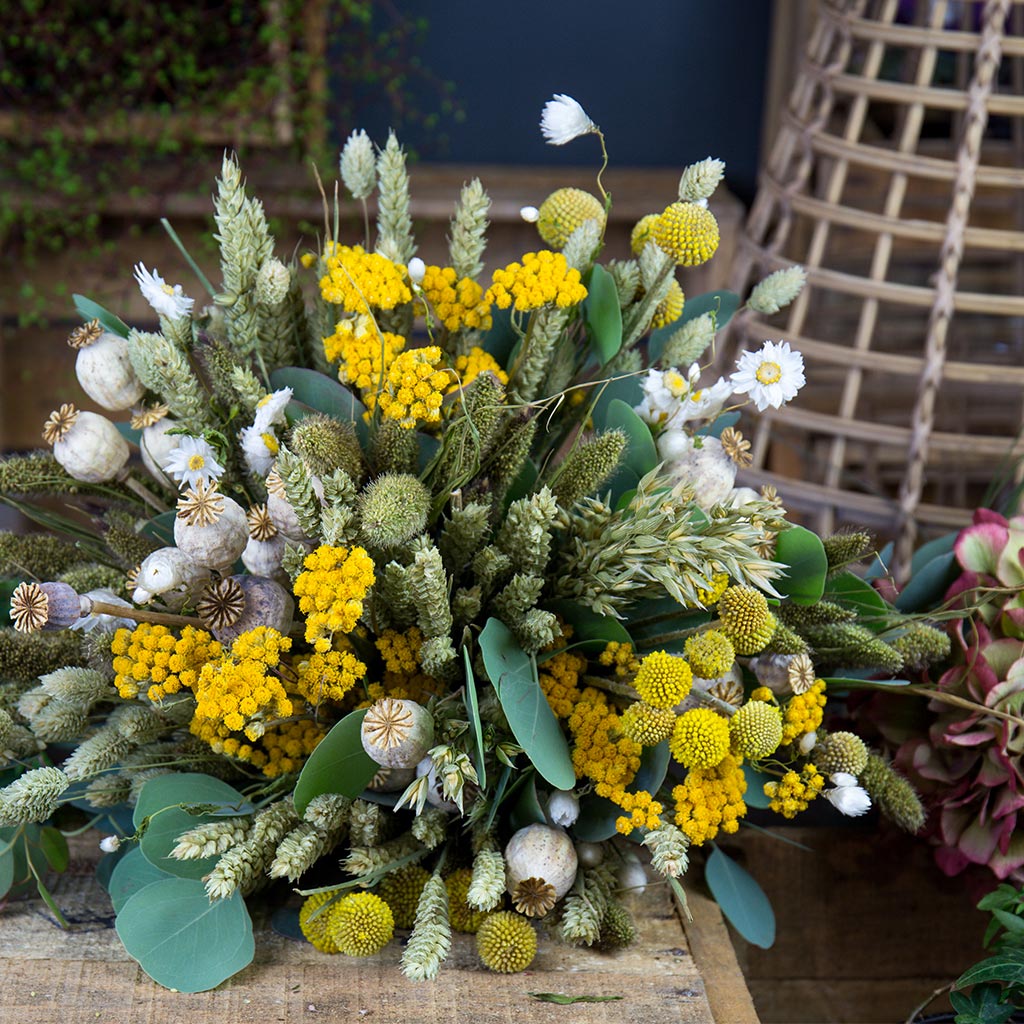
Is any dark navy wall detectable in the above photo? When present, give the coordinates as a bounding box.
[329,1,773,203]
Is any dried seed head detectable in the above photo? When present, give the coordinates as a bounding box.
[511,877,557,918]
[246,503,278,541]
[42,403,79,445]
[177,480,225,527]
[196,577,245,631]
[708,676,744,709]
[363,698,414,751]
[788,653,817,695]
[130,403,170,430]
[720,427,753,469]
[67,320,103,349]
[265,466,287,497]
[10,581,48,632]
[126,564,141,594]
[361,698,434,769]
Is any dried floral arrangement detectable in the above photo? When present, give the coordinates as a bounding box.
[0,95,944,993]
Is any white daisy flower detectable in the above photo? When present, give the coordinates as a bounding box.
[240,424,280,478]
[540,93,596,146]
[161,435,224,490]
[730,340,806,412]
[824,773,872,817]
[134,263,195,320]
[635,368,733,429]
[677,376,733,424]
[252,387,293,433]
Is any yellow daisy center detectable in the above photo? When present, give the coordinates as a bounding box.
[188,454,206,470]
[755,361,782,385]
[664,371,687,397]
[261,432,280,454]
[161,283,176,296]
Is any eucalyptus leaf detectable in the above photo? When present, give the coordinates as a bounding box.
[140,510,177,547]
[269,366,367,423]
[895,551,958,613]
[73,293,130,338]
[115,421,143,446]
[108,846,172,913]
[462,645,487,789]
[293,709,379,815]
[591,373,643,431]
[774,525,828,605]
[910,531,958,576]
[482,305,518,366]
[741,764,773,809]
[826,571,890,631]
[705,845,776,948]
[116,877,254,992]
[583,265,623,365]
[479,618,575,790]
[38,826,69,873]
[509,775,547,831]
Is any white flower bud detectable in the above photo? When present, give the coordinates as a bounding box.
[407,257,426,284]
[99,835,121,853]
[799,730,818,755]
[520,205,540,223]
[547,790,580,828]
[825,781,872,817]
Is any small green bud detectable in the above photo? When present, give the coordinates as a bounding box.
[747,265,807,315]
[358,474,430,550]
[290,413,364,480]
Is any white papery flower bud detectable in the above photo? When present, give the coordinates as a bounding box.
[520,205,540,223]
[540,94,596,146]
[99,835,122,853]
[547,790,580,828]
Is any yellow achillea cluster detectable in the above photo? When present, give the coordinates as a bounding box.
[358,673,444,709]
[671,753,747,845]
[614,788,664,836]
[669,708,730,769]
[419,265,493,332]
[750,686,775,704]
[294,544,376,652]
[764,764,825,818]
[633,651,692,710]
[375,626,423,674]
[111,623,221,702]
[781,679,827,744]
[598,641,640,678]
[376,346,453,429]
[653,202,720,267]
[319,243,412,314]
[486,250,587,312]
[245,718,326,778]
[450,347,509,390]
[323,317,405,411]
[190,627,293,742]
[294,645,367,706]
[568,687,641,799]
[538,650,585,719]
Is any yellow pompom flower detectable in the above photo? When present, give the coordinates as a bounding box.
[717,585,776,655]
[669,708,730,769]
[684,630,735,681]
[630,213,661,255]
[446,868,488,934]
[729,700,783,760]
[323,317,405,411]
[486,250,587,312]
[653,202,720,266]
[376,345,454,429]
[633,651,693,710]
[537,187,606,249]
[694,571,730,608]
[764,763,825,818]
[476,912,538,973]
[650,278,685,330]
[327,892,395,957]
[672,753,747,845]
[420,265,493,333]
[378,865,431,929]
[450,347,508,390]
[620,701,676,746]
[299,890,342,953]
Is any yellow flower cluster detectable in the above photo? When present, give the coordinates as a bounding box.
[327,892,395,957]
[538,650,585,719]
[376,346,453,429]
[692,571,730,608]
[486,250,587,312]
[671,753,747,845]
[653,202,720,267]
[357,673,444,709]
[729,700,783,760]
[294,544,376,651]
[319,243,411,314]
[781,679,827,744]
[669,707,730,769]
[684,630,735,681]
[375,626,423,674]
[420,265,493,332]
[239,718,326,778]
[450,347,509,390]
[764,764,825,818]
[568,687,641,798]
[598,641,640,678]
[633,650,693,710]
[614,788,664,837]
[111,623,221,702]
[620,701,676,746]
[750,686,775,703]
[295,646,367,706]
[650,279,685,330]
[190,627,293,742]
[323,317,405,411]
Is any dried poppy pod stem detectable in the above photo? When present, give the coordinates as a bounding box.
[113,467,171,514]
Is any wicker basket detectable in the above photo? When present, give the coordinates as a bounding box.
[725,0,1024,575]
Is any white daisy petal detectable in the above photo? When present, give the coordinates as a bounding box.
[540,93,596,146]
[161,435,224,490]
[730,340,806,412]
[133,263,195,320]
[252,387,293,432]
[240,425,279,477]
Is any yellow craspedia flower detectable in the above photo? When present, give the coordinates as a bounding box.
[327,892,395,957]
[650,278,685,330]
[486,250,587,312]
[620,701,676,746]
[446,867,488,934]
[630,213,661,255]
[750,686,775,703]
[378,865,430,929]
[717,585,776,655]
[684,630,735,681]
[653,201,720,267]
[695,571,730,608]
[376,345,454,429]
[476,911,537,973]
[299,889,341,953]
[729,700,783,760]
[537,187,606,249]
[633,650,693,710]
[669,707,730,769]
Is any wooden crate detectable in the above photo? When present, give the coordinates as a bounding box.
[0,839,758,1024]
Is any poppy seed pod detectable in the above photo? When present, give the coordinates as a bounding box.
[173,483,248,572]
[361,698,434,769]
[504,824,577,903]
[211,575,294,645]
[73,330,145,411]
[45,405,130,483]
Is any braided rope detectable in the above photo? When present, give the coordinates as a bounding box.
[893,0,1010,580]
